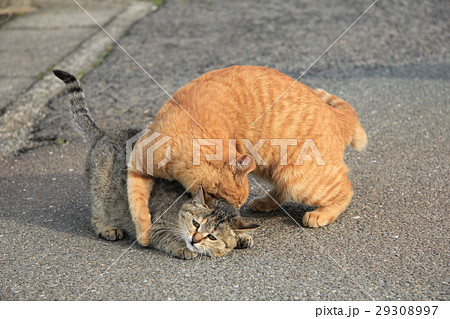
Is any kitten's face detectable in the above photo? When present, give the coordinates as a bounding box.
[178,200,239,257]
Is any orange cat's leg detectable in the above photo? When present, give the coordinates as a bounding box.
[127,170,154,246]
[249,188,284,212]
[302,178,353,228]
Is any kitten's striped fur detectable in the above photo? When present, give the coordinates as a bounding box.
[53,70,258,259]
[52,70,101,142]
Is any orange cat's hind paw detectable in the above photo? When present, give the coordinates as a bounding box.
[249,196,278,212]
[302,211,335,228]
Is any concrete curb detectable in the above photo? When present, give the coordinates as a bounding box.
[0,1,157,158]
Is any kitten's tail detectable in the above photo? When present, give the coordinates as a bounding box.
[53,69,102,143]
[314,88,367,151]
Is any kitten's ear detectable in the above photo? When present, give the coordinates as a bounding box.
[233,217,260,232]
[233,154,256,176]
[193,185,207,207]
[203,192,215,207]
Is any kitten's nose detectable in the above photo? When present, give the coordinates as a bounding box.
[191,232,203,244]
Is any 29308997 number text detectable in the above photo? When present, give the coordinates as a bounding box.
[375,305,438,316]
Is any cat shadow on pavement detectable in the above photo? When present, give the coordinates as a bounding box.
[1,171,312,252]
[241,199,314,228]
[0,172,141,249]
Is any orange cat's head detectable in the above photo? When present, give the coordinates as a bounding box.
[193,154,256,209]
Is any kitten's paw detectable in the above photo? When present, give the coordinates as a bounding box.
[174,248,198,260]
[99,227,124,241]
[236,234,254,249]
[249,196,278,212]
[136,220,152,247]
[302,211,334,228]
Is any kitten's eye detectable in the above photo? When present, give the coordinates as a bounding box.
[207,234,217,241]
[192,220,200,228]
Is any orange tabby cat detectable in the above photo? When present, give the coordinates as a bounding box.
[128,65,366,246]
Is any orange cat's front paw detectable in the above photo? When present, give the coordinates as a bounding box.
[249,196,278,212]
[302,211,334,228]
[136,220,152,246]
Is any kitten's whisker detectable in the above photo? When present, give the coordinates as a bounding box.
[155,226,184,238]
[162,220,183,227]
[165,226,185,234]
[210,254,216,267]
[198,251,205,264]
[173,231,188,241]
[159,222,186,234]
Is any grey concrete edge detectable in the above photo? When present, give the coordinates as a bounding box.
[0,1,158,158]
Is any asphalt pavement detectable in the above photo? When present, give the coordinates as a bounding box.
[0,0,448,300]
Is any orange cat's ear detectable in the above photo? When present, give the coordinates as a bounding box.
[233,154,256,176]
[193,185,207,207]
[233,217,260,232]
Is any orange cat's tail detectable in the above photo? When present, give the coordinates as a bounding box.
[314,88,367,151]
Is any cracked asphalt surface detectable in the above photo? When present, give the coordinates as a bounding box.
[0,0,449,300]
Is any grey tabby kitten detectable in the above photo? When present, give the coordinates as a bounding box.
[53,70,259,259]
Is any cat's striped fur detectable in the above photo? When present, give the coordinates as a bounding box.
[313,88,367,151]
[128,66,367,245]
[52,70,101,143]
[53,69,258,259]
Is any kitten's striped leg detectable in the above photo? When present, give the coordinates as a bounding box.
[90,167,125,241]
[127,170,154,246]
[91,210,125,241]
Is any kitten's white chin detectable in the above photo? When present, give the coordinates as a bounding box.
[185,240,205,254]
